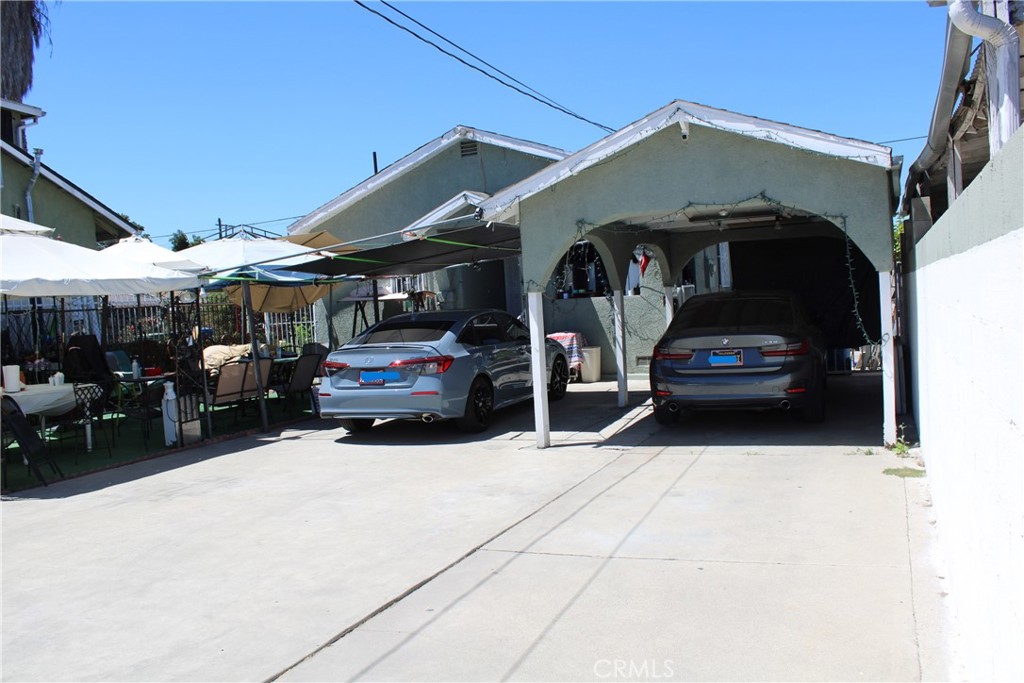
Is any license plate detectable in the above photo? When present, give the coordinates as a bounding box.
[359,370,400,385]
[710,350,743,366]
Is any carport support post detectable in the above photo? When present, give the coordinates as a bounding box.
[663,285,675,326]
[528,291,551,448]
[613,289,628,408]
[879,271,897,445]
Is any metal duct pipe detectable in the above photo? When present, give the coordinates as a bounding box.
[905,19,974,192]
[25,148,44,223]
[948,0,1021,156]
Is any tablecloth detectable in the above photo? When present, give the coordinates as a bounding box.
[3,384,77,417]
[546,332,587,372]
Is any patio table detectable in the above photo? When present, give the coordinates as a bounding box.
[2,383,96,451]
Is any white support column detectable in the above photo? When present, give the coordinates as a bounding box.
[879,271,897,445]
[613,288,628,408]
[528,291,550,449]
[663,285,675,327]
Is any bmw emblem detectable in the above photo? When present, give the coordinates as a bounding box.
[365,356,374,364]
[721,337,730,346]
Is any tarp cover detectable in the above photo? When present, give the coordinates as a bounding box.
[291,222,521,277]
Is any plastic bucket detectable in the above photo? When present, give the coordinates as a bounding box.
[580,346,601,383]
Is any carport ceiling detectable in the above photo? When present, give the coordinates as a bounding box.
[291,222,521,278]
[608,205,827,234]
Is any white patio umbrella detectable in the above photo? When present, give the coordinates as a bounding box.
[175,236,328,431]
[0,215,54,235]
[0,232,201,297]
[99,235,207,273]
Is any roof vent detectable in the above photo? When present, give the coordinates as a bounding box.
[460,140,479,157]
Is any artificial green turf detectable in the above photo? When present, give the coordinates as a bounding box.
[1,393,320,493]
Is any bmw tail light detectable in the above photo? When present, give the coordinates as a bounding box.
[760,339,810,357]
[653,346,694,361]
[389,355,454,375]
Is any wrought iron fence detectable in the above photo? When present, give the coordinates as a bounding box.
[1,293,318,368]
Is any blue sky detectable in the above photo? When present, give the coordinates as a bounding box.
[28,1,950,247]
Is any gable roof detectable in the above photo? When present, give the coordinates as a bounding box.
[479,100,894,223]
[1,140,135,241]
[287,126,568,235]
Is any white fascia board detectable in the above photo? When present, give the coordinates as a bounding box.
[676,100,893,168]
[288,126,568,235]
[0,99,45,119]
[479,104,692,223]
[401,190,491,240]
[480,100,893,223]
[1,140,134,236]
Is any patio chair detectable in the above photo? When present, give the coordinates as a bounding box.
[69,383,113,462]
[206,361,247,424]
[241,358,272,402]
[269,353,322,414]
[117,378,167,450]
[1,395,65,488]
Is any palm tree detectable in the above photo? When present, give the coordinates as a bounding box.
[1,1,51,102]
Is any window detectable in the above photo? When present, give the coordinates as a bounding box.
[353,320,453,345]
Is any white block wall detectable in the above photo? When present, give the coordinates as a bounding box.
[906,128,1023,680]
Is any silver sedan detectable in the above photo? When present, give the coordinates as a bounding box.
[319,309,569,433]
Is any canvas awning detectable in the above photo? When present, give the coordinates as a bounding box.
[291,222,521,278]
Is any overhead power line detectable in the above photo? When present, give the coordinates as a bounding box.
[352,0,615,134]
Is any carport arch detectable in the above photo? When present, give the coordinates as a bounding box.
[482,101,899,449]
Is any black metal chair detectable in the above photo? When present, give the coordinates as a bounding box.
[70,383,113,462]
[1,395,65,488]
[269,353,323,414]
[117,378,166,450]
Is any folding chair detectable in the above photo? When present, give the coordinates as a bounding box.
[1,395,65,487]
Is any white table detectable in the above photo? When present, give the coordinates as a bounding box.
[3,384,76,416]
[3,384,95,451]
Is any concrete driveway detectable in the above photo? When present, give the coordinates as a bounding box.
[1,376,957,681]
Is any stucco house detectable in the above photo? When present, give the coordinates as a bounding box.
[287,125,568,340]
[1,99,135,246]
[291,100,899,443]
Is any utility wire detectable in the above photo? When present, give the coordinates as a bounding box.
[872,135,929,144]
[352,0,614,134]
[378,0,584,122]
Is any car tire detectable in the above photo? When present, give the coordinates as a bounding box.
[653,403,679,425]
[548,357,569,401]
[456,376,493,433]
[339,418,375,433]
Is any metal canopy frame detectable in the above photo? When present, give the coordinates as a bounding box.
[290,223,521,278]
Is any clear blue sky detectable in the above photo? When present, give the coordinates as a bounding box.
[28,1,950,247]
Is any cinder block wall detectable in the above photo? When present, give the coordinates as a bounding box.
[906,127,1023,680]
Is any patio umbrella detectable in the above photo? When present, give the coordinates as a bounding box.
[205,266,351,314]
[99,235,207,273]
[0,215,54,235]
[0,231,201,297]
[175,236,333,431]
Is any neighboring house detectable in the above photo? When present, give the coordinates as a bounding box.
[287,125,568,338]
[1,98,135,247]
[900,1,1022,679]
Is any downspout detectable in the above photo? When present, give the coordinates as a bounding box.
[902,17,974,214]
[948,0,1022,157]
[25,148,44,223]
